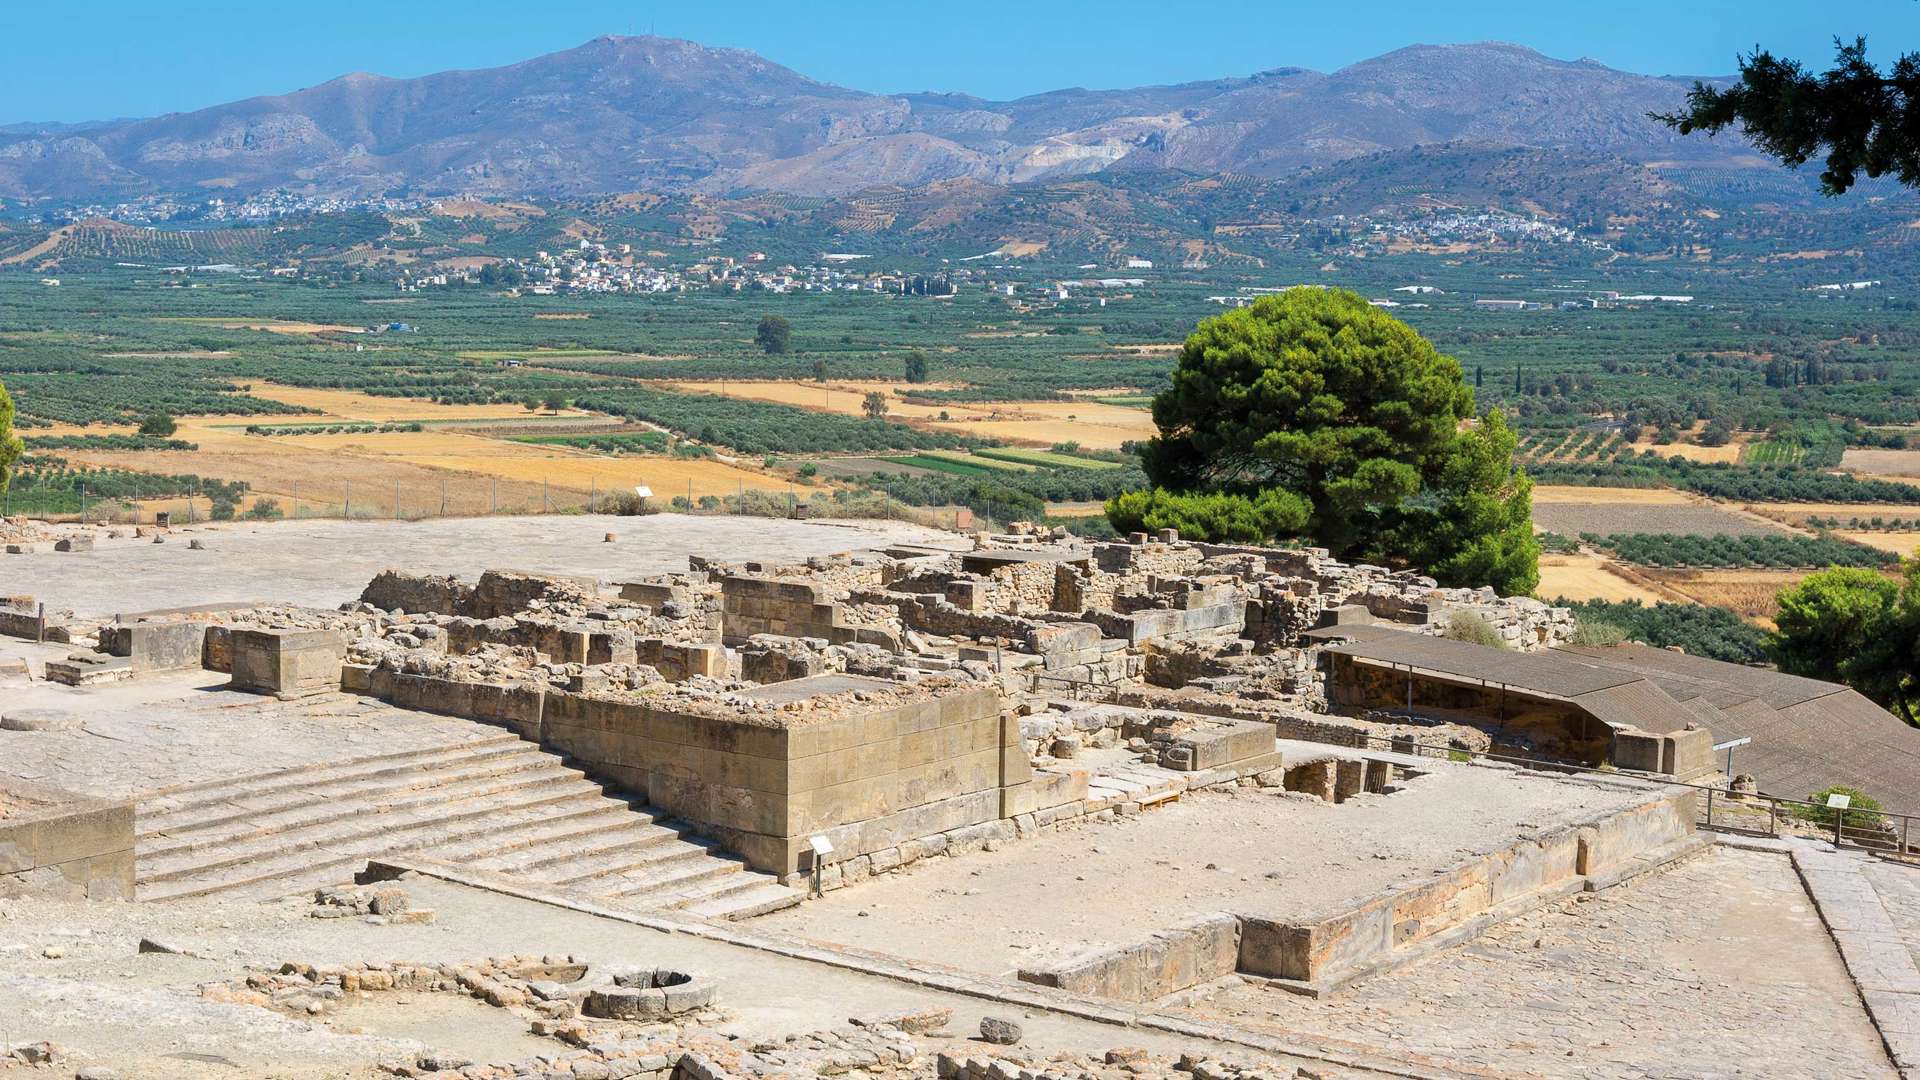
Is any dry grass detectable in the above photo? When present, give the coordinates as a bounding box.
[1535,554,1670,604]
[1837,531,1920,556]
[1743,502,1920,526]
[1626,440,1745,464]
[662,380,1158,449]
[1642,569,1813,624]
[246,383,571,422]
[1044,501,1109,519]
[53,390,808,518]
[157,318,364,335]
[1842,449,1920,480]
[1532,486,1694,505]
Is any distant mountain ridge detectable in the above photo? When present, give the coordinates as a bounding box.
[0,36,1761,202]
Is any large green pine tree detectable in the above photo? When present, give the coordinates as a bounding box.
[1116,288,1539,594]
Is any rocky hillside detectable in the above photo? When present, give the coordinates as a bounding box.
[0,36,1766,202]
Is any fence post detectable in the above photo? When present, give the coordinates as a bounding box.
[1836,807,1846,848]
[345,479,352,520]
[543,479,549,513]
[491,479,497,514]
[1904,815,1912,856]
[441,479,447,517]
[292,480,299,519]
[1704,788,1714,830]
[394,479,400,520]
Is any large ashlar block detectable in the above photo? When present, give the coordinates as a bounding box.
[538,676,1021,876]
[228,628,348,698]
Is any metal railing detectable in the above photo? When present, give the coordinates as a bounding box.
[1360,733,1920,864]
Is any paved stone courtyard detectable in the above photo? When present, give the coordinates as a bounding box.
[1179,845,1895,1079]
[753,768,1648,975]
[0,669,497,797]
[2,514,951,615]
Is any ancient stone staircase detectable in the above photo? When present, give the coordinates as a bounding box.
[134,721,801,921]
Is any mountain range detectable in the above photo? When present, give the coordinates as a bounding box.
[0,36,1773,204]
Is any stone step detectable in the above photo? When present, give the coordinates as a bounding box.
[469,820,683,877]
[676,880,806,921]
[597,854,747,902]
[417,803,651,864]
[140,732,527,807]
[137,779,623,903]
[137,774,606,888]
[532,839,715,889]
[139,750,570,852]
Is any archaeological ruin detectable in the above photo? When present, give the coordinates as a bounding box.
[4,510,1920,1080]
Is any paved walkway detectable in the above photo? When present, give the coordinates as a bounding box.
[1181,843,1897,1079]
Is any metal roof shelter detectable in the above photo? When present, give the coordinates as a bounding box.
[1305,625,1920,812]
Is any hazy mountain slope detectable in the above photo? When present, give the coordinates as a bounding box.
[0,36,1753,202]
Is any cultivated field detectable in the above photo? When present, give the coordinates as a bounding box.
[662,380,1158,449]
[1842,448,1920,481]
[1625,439,1745,464]
[1743,503,1920,527]
[157,317,365,336]
[247,383,583,422]
[1838,531,1920,556]
[1532,495,1783,538]
[1641,568,1814,623]
[51,392,809,518]
[1534,553,1672,604]
[1532,486,1696,505]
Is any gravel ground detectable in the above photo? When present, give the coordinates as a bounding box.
[1183,846,1895,1079]
[751,765,1650,975]
[0,513,956,616]
[0,878,1257,1080]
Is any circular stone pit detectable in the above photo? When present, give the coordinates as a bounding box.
[584,968,715,1020]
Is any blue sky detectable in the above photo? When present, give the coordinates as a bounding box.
[6,0,1920,124]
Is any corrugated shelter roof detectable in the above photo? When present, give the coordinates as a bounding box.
[1315,625,1647,698]
[1556,643,1840,709]
[1316,630,1920,810]
[1562,643,1920,814]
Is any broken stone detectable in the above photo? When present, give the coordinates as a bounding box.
[978,1016,1023,1044]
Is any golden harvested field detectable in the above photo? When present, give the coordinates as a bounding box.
[1641,569,1813,623]
[1625,440,1744,464]
[1532,486,1695,505]
[663,380,1158,449]
[246,383,576,422]
[1534,554,1671,604]
[269,428,810,500]
[1743,502,1920,526]
[1837,531,1920,556]
[51,390,807,519]
[158,318,364,335]
[1842,448,1920,480]
[1044,501,1108,519]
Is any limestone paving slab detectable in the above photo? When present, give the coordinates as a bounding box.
[0,514,951,616]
